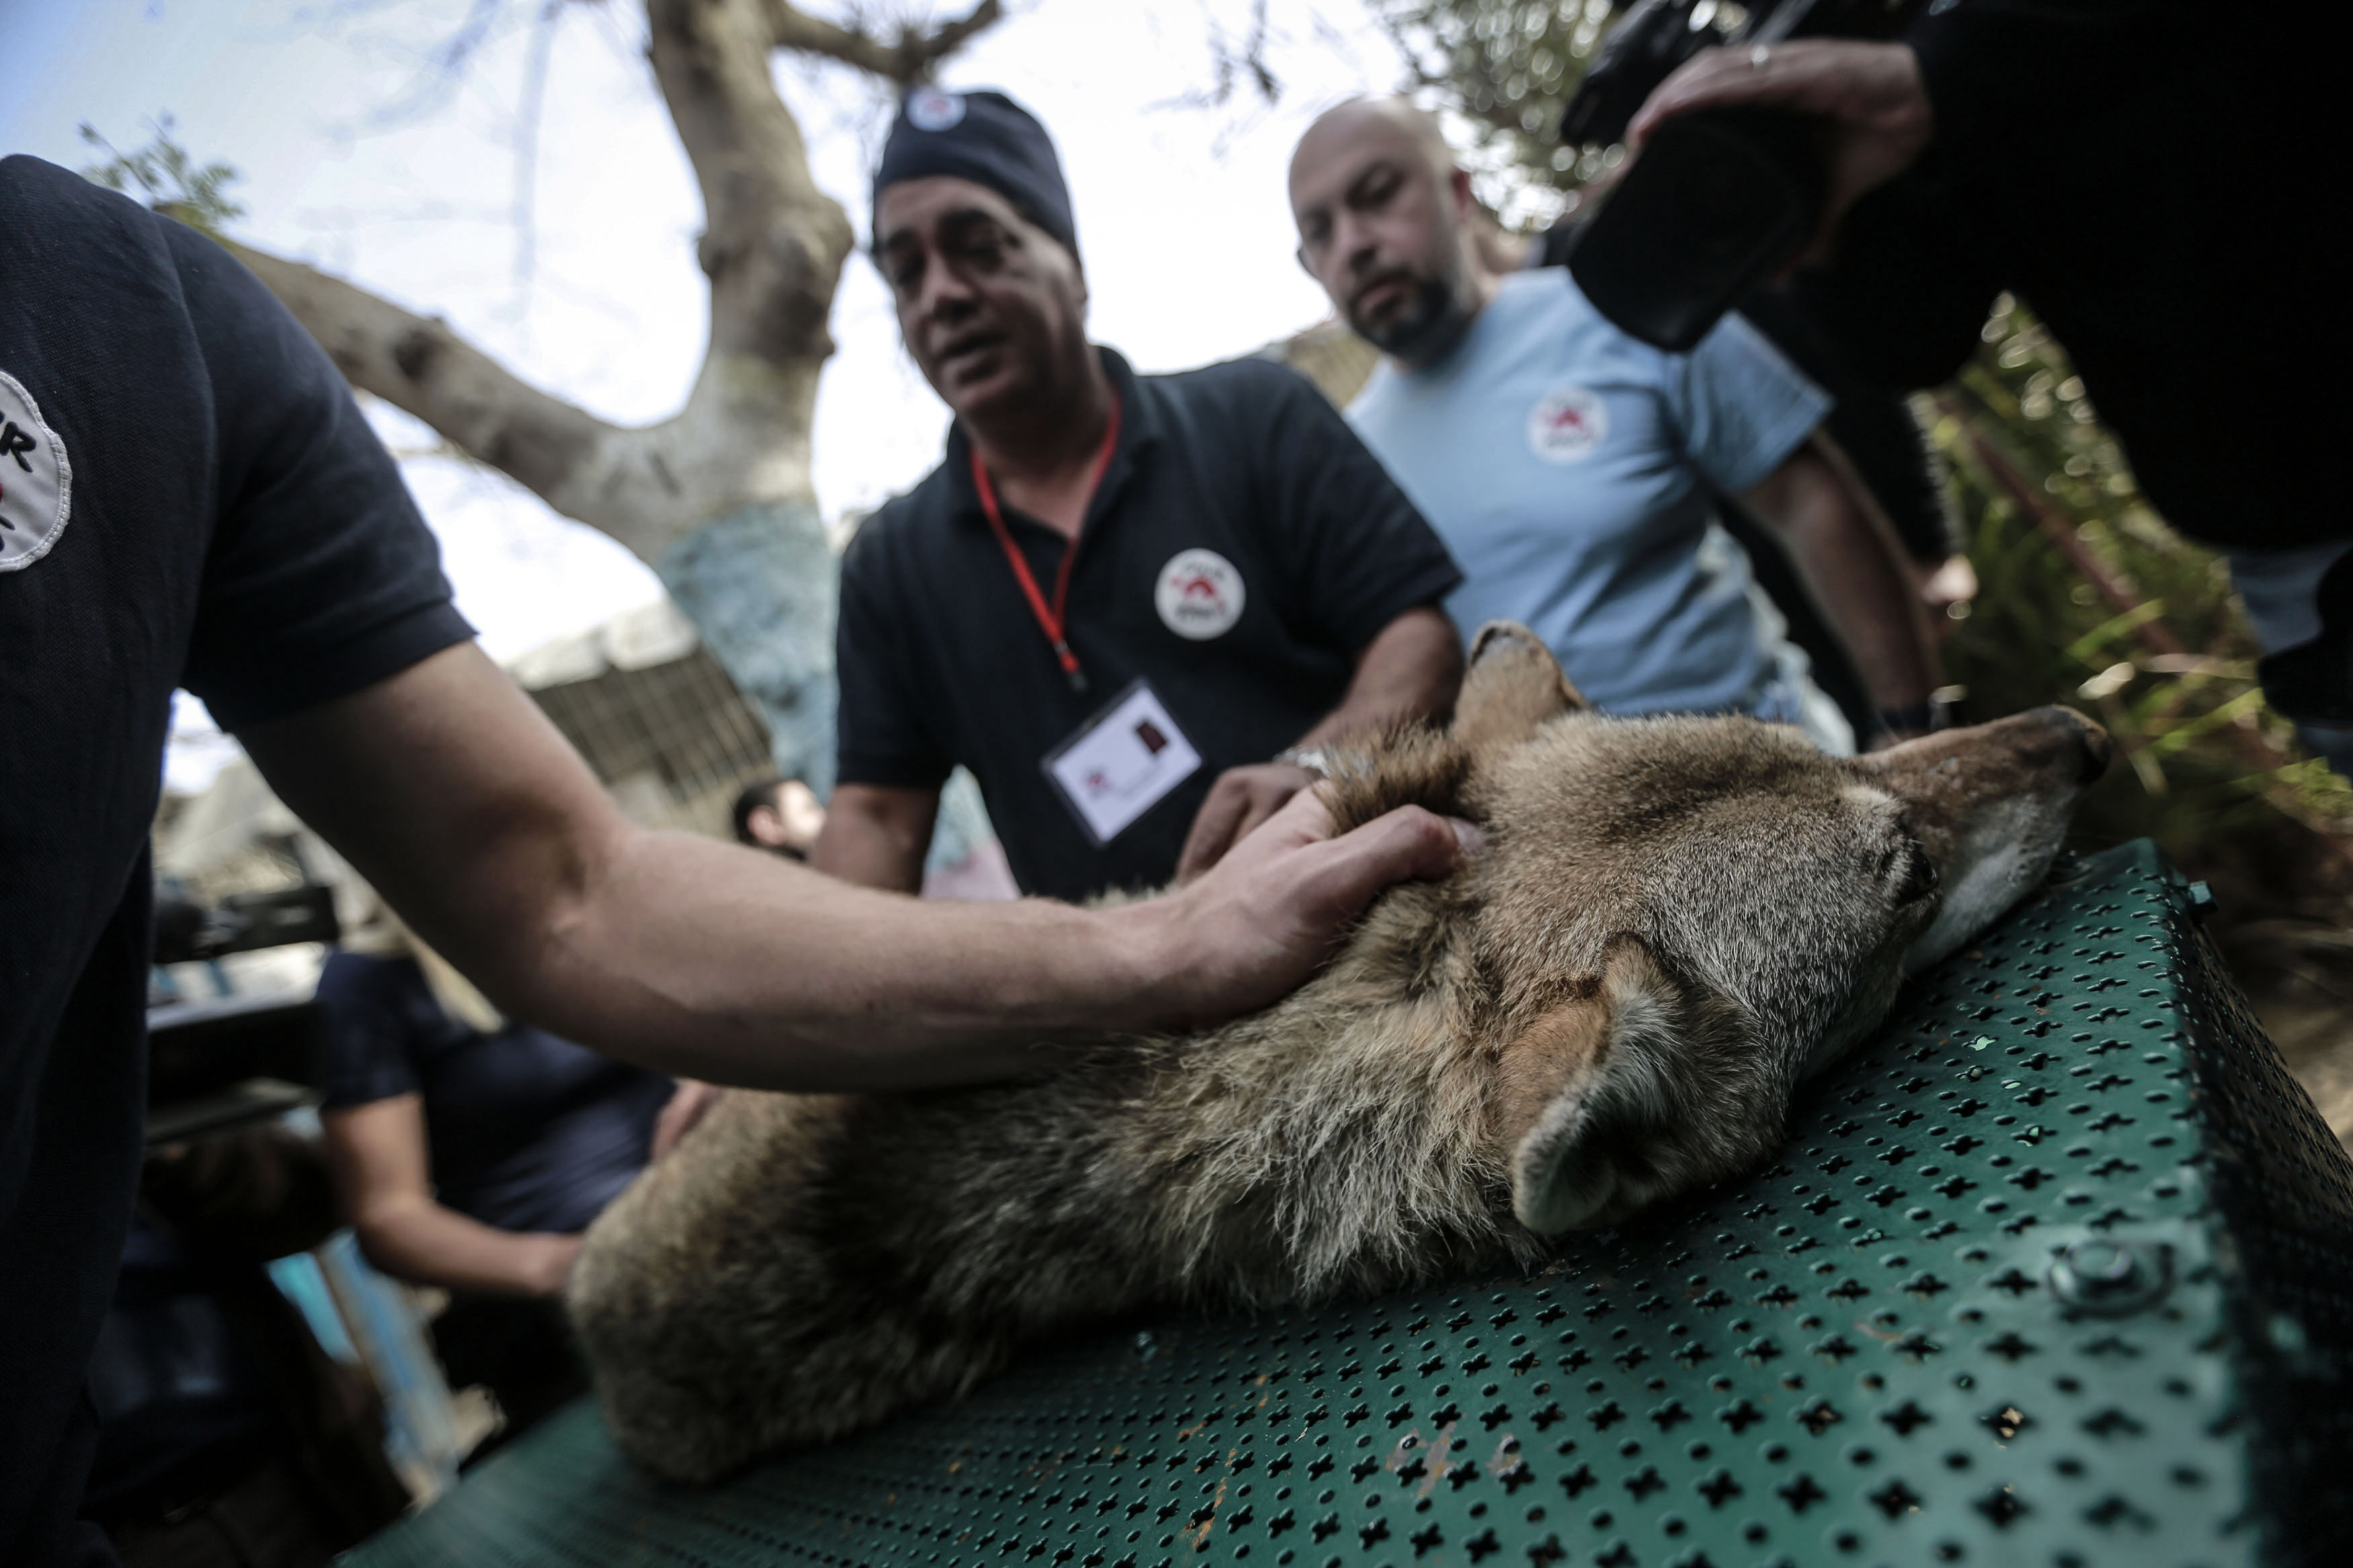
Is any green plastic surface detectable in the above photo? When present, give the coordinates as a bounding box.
[348,841,2325,1568]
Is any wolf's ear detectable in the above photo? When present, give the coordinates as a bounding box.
[1453,623,1586,752]
[1494,942,1685,1235]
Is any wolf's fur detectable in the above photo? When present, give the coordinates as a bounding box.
[569,624,2105,1483]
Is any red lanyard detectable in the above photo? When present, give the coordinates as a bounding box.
[970,395,1121,694]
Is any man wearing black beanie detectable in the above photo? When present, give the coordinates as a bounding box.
[815,87,1470,903]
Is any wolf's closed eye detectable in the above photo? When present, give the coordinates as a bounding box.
[1892,837,1940,904]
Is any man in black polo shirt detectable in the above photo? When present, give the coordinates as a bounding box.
[0,155,1470,1567]
[813,89,1466,904]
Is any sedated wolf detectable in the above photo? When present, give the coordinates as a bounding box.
[569,623,2110,1483]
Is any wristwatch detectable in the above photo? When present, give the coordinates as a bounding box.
[1273,746,1333,778]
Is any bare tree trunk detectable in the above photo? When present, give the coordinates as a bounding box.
[231,0,999,839]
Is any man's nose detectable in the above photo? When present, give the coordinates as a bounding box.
[915,255,977,322]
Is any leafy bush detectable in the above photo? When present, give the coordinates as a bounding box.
[78,117,245,239]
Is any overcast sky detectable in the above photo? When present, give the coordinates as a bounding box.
[2,0,1433,788]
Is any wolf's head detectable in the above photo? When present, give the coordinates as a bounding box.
[1330,623,2109,1237]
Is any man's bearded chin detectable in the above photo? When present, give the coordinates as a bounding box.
[1355,274,1472,366]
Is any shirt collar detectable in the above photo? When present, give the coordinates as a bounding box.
[943,345,1159,525]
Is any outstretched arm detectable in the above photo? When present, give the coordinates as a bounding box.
[1176,603,1462,880]
[243,641,1471,1091]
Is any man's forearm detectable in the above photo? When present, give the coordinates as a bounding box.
[514,831,1176,1088]
[1295,604,1463,748]
[245,643,1467,1097]
[355,1198,576,1297]
[1746,440,1938,715]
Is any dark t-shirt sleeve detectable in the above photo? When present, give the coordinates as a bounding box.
[1245,361,1462,651]
[168,224,474,731]
[313,954,425,1111]
[1906,0,2161,156]
[834,517,957,790]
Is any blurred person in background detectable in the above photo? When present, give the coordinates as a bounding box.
[731,777,828,859]
[1289,99,1943,751]
[1624,2,2336,762]
[815,88,1467,903]
[78,1127,411,1568]
[314,904,713,1456]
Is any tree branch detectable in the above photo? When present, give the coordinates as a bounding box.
[227,239,612,506]
[225,238,792,560]
[758,0,1002,84]
[231,0,1007,563]
[649,0,846,369]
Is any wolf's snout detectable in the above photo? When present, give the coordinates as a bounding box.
[1878,705,2109,976]
[2022,705,2112,782]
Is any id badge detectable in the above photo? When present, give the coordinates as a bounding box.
[1040,678,1203,847]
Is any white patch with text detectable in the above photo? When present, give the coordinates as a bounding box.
[1527,386,1608,464]
[1,368,71,573]
[1155,548,1246,641]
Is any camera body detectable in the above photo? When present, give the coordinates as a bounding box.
[1559,0,1919,351]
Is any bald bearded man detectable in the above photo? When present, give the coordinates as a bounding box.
[1288,99,1942,749]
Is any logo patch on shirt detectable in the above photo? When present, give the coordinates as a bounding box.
[1527,386,1609,464]
[1155,548,1246,641]
[907,89,968,132]
[0,368,72,573]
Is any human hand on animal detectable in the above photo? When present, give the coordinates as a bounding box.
[517,1231,584,1298]
[1628,40,1933,261]
[1138,783,1480,1028]
[1172,761,1324,881]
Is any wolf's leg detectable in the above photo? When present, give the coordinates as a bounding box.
[568,1091,873,1480]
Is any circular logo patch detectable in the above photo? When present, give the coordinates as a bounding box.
[1527,386,1608,464]
[906,89,967,132]
[0,368,72,573]
[1155,548,1246,641]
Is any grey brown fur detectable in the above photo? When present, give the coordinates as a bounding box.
[569,624,2106,1483]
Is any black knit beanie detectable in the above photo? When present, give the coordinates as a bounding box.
[871,87,1078,259]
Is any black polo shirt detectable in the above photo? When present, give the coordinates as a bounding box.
[0,156,471,1566]
[837,349,1460,902]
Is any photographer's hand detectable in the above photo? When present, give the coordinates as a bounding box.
[1628,40,1933,259]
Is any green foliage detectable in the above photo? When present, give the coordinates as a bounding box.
[78,116,245,239]
[1933,303,2353,907]
[1372,0,1623,218]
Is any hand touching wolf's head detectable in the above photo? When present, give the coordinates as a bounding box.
[1325,624,2109,1233]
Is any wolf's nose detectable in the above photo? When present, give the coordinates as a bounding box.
[2026,706,2112,782]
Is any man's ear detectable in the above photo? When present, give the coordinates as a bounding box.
[1449,165,1480,220]
[1453,622,1586,753]
[1494,942,1684,1235]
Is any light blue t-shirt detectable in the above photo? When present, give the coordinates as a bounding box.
[1349,268,1832,722]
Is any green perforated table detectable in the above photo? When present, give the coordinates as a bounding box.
[346,841,2353,1568]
